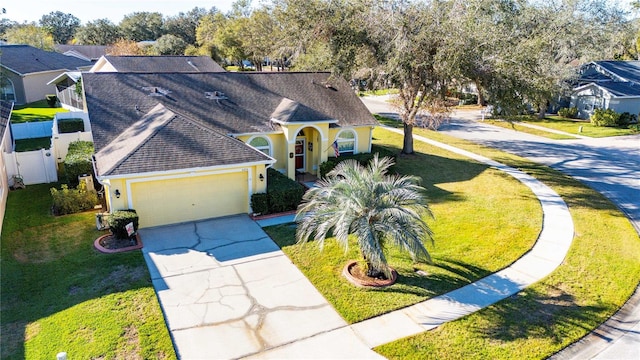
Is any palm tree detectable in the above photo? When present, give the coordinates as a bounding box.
[295,155,434,279]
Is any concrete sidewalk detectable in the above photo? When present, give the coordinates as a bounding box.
[139,129,579,359]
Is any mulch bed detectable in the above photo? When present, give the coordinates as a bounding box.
[342,260,398,288]
[94,233,142,253]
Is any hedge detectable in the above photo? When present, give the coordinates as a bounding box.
[251,168,305,215]
[108,209,139,239]
[58,118,85,133]
[63,140,94,185]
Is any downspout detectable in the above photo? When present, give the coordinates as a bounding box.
[91,154,110,211]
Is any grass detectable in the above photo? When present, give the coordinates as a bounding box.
[485,115,638,138]
[10,100,68,123]
[0,184,176,360]
[266,127,543,323]
[372,127,640,359]
[14,137,51,152]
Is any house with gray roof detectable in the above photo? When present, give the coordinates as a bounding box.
[84,71,377,228]
[571,61,640,119]
[0,44,93,105]
[90,55,225,73]
[54,45,108,62]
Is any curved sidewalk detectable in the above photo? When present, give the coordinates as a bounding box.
[253,128,574,358]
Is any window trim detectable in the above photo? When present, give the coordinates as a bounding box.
[335,129,357,155]
[247,135,272,156]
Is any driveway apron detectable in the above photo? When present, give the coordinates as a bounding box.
[140,215,351,359]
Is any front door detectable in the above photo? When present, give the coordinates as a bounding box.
[295,139,305,172]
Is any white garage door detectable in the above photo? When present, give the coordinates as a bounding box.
[130,171,249,228]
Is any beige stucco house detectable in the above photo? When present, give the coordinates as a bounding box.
[84,72,377,228]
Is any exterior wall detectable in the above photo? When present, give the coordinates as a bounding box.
[328,126,373,155]
[22,70,65,104]
[90,61,117,73]
[571,85,608,119]
[102,163,266,228]
[608,98,640,116]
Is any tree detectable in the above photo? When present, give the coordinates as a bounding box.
[163,7,212,45]
[39,11,80,44]
[296,155,434,279]
[106,39,145,55]
[4,24,54,50]
[75,19,121,45]
[0,18,17,38]
[154,34,188,55]
[119,12,164,42]
[193,10,226,61]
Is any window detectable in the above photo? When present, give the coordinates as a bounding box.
[0,77,15,101]
[336,130,356,155]
[248,136,271,156]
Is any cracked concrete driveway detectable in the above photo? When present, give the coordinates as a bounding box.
[139,215,348,359]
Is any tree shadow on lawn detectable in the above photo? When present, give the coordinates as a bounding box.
[477,284,608,345]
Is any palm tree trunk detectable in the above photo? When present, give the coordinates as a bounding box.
[402,122,414,154]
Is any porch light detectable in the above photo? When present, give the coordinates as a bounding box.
[259,174,264,182]
[115,189,121,198]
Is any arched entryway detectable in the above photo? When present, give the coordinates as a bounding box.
[293,126,322,180]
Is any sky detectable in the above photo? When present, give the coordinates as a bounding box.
[3,0,242,24]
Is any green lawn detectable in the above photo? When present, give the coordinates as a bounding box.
[11,100,68,123]
[14,137,51,152]
[266,127,542,323]
[485,116,638,138]
[373,127,640,359]
[0,184,176,360]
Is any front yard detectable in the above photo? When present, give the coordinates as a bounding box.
[485,115,639,139]
[0,185,175,359]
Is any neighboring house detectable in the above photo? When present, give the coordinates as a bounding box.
[571,61,640,119]
[0,100,13,232]
[84,72,377,228]
[54,45,108,62]
[90,55,226,73]
[0,44,93,105]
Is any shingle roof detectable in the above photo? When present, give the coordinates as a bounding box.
[55,45,108,61]
[102,55,225,73]
[594,81,640,97]
[94,103,272,177]
[593,61,640,83]
[0,100,12,134]
[84,72,377,152]
[0,45,92,75]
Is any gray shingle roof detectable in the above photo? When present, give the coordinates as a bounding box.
[95,103,272,177]
[55,45,108,61]
[0,45,92,75]
[84,72,377,152]
[594,61,640,83]
[595,81,640,97]
[0,100,12,133]
[102,55,225,73]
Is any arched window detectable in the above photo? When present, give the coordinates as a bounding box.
[336,129,356,155]
[0,77,15,101]
[248,136,271,156]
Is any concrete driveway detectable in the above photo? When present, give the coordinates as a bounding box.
[139,215,355,359]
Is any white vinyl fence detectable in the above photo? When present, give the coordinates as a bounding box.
[4,148,58,185]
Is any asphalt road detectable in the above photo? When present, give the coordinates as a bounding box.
[360,95,640,360]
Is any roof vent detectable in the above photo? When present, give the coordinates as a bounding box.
[205,91,227,100]
[143,86,171,97]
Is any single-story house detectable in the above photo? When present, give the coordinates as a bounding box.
[571,61,640,119]
[84,72,377,228]
[0,44,93,105]
[89,55,226,73]
[0,100,14,232]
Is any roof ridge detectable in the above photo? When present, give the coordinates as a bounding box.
[96,103,175,175]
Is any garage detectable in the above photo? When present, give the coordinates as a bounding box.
[130,170,250,228]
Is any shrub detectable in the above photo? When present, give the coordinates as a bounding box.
[319,145,397,178]
[250,193,269,215]
[58,118,85,133]
[63,140,94,185]
[50,181,98,215]
[45,94,57,107]
[590,108,620,127]
[617,112,637,126]
[108,209,139,239]
[250,169,306,215]
[558,107,578,119]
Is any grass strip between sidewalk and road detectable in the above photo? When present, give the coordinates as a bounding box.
[373,127,640,359]
[0,184,176,360]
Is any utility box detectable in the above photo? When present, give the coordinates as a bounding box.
[78,174,95,192]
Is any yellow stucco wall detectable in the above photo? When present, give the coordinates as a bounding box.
[103,164,267,228]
